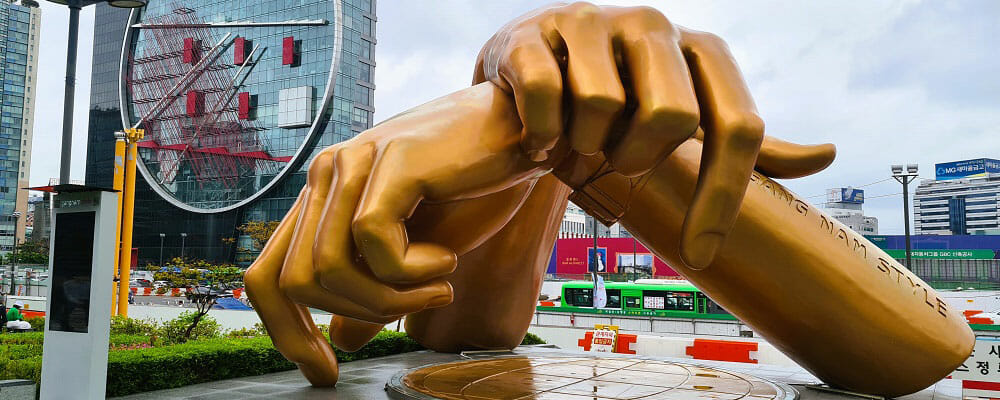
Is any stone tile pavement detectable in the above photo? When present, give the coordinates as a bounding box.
[109,346,963,400]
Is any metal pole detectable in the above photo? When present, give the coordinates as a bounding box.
[903,178,912,269]
[181,233,187,260]
[9,214,18,295]
[59,5,82,185]
[159,234,165,267]
[111,133,126,316]
[117,132,140,317]
[591,217,598,287]
[632,237,637,282]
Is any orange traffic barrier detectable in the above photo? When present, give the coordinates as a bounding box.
[685,339,758,364]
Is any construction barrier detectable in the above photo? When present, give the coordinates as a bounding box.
[575,329,796,367]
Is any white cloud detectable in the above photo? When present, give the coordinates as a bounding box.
[373,0,1000,234]
[29,1,998,235]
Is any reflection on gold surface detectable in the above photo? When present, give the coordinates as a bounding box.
[401,357,783,399]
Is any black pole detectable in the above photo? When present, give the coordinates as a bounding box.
[903,178,912,269]
[159,235,164,267]
[632,237,636,282]
[59,5,82,185]
[8,215,17,296]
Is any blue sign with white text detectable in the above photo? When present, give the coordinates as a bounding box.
[840,188,864,204]
[935,158,1000,180]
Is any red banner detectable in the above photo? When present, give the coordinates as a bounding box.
[554,238,679,277]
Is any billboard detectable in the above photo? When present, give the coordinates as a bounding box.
[840,188,864,204]
[935,158,1000,180]
[552,238,680,277]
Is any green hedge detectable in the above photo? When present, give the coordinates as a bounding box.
[106,330,424,397]
[0,329,544,398]
[106,336,294,397]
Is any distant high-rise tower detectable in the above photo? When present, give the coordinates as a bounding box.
[0,0,40,253]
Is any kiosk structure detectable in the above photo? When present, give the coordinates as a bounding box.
[37,186,117,400]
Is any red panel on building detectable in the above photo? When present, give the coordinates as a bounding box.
[238,92,251,120]
[183,38,199,64]
[186,90,203,116]
[282,36,296,65]
[553,238,679,277]
[234,37,248,65]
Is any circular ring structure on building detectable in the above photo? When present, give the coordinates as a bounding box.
[386,356,798,400]
[118,0,343,213]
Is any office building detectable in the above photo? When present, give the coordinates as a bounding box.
[559,202,629,238]
[913,158,1000,235]
[825,187,878,234]
[0,0,39,253]
[84,0,376,264]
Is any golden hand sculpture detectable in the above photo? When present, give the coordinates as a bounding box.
[245,3,974,396]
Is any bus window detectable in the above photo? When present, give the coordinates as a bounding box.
[625,297,641,308]
[645,290,695,311]
[705,299,730,315]
[678,296,693,311]
[605,289,622,309]
[565,288,593,307]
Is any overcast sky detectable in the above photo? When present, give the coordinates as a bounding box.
[30,1,999,234]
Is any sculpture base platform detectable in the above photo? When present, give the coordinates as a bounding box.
[387,352,797,399]
[109,345,962,399]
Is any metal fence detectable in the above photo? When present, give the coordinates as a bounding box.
[903,258,1000,289]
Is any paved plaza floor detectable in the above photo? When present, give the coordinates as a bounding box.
[110,345,962,400]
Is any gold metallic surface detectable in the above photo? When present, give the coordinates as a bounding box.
[117,128,143,318]
[244,3,973,396]
[111,136,127,317]
[396,357,790,400]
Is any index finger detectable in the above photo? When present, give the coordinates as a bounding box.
[678,29,764,270]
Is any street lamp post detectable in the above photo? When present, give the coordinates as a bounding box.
[9,212,20,295]
[180,233,187,260]
[159,233,165,267]
[892,164,919,269]
[45,0,147,184]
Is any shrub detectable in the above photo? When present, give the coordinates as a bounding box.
[225,325,265,338]
[106,337,293,397]
[0,327,429,397]
[155,287,167,295]
[0,332,43,345]
[159,311,221,344]
[111,316,160,336]
[111,334,159,348]
[334,330,424,363]
[521,332,546,345]
[24,317,45,332]
[0,356,41,384]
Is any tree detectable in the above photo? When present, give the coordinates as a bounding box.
[236,220,280,250]
[5,241,48,264]
[152,258,244,341]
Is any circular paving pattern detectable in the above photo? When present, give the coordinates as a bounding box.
[387,356,797,400]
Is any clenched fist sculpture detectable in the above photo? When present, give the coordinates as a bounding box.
[244,3,973,397]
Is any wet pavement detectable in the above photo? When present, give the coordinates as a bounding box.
[110,345,961,400]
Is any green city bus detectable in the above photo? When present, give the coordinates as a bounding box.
[537,280,738,321]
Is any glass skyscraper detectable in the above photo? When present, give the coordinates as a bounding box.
[0,0,39,253]
[85,0,376,265]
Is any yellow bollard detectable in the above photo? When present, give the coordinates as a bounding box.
[110,132,126,317]
[117,129,143,317]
